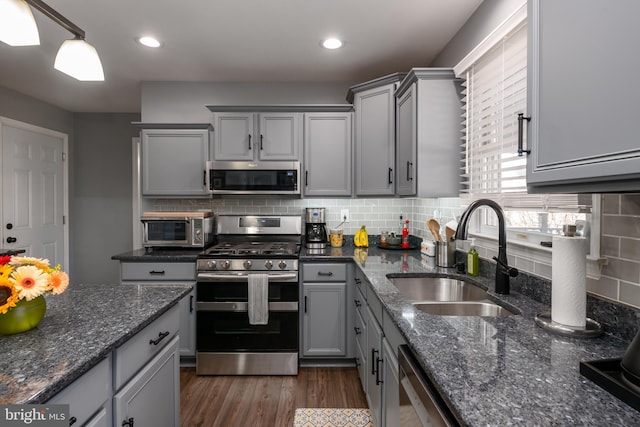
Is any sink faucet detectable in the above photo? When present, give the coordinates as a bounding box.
[454,199,518,294]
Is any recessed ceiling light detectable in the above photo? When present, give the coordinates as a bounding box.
[138,36,161,48]
[322,38,343,49]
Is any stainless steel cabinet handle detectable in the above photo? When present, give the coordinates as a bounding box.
[517,113,531,156]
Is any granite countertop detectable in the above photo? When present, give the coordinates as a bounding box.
[0,283,192,404]
[111,247,205,262]
[301,244,640,426]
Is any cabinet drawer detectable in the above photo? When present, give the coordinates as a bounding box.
[47,355,111,427]
[121,262,195,281]
[383,312,406,358]
[303,263,347,282]
[114,305,180,390]
[354,285,366,318]
[367,286,383,325]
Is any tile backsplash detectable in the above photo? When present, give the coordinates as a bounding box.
[151,194,640,309]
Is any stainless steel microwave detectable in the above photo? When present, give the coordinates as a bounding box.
[207,161,300,196]
[141,211,215,248]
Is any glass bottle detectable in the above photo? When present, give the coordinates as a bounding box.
[467,244,479,276]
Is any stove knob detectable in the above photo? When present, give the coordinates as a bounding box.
[264,260,273,270]
[243,260,252,270]
[221,260,231,270]
[278,260,287,270]
[207,260,217,270]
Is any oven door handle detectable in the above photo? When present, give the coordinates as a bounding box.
[196,301,298,312]
[196,272,298,282]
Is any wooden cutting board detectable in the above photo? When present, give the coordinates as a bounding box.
[142,211,213,218]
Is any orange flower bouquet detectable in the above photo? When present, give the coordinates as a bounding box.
[0,256,69,335]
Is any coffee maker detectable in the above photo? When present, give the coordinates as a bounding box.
[305,208,328,249]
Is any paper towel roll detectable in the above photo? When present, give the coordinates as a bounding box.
[551,236,587,328]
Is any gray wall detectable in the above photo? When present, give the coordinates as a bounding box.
[1,85,139,284]
[141,81,353,122]
[430,0,523,67]
[73,113,139,284]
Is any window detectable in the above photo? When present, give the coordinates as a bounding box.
[454,5,591,245]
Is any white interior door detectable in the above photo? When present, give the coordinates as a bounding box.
[1,118,68,269]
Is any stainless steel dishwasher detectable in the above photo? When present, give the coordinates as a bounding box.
[398,345,460,427]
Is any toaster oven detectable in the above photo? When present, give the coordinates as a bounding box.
[141,211,215,248]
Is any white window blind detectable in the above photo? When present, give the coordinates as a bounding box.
[458,21,588,213]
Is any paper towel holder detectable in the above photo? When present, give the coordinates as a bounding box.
[534,311,603,338]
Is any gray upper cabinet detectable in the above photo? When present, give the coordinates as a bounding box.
[348,74,406,196]
[213,112,301,161]
[526,0,640,193]
[395,68,461,197]
[303,112,353,197]
[140,127,211,197]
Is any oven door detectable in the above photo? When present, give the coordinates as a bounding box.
[195,274,298,352]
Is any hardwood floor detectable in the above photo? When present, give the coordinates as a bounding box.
[180,366,368,427]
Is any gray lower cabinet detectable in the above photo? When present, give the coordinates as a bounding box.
[114,336,181,427]
[303,113,353,197]
[140,128,211,197]
[352,266,405,427]
[526,0,640,192]
[119,262,196,359]
[301,263,354,358]
[395,68,461,197]
[47,305,181,427]
[47,355,112,427]
[366,305,384,427]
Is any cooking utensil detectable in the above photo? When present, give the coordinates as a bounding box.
[445,220,458,241]
[427,219,442,241]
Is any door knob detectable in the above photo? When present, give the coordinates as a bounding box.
[6,237,17,244]
[6,223,12,230]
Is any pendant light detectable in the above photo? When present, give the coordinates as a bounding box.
[54,37,104,81]
[2,0,105,81]
[0,0,40,46]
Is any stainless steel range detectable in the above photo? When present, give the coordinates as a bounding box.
[195,215,302,375]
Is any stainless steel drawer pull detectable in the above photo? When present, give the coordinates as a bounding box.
[149,331,169,346]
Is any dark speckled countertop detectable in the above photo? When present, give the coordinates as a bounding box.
[0,283,192,404]
[301,244,640,426]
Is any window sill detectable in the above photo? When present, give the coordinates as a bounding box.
[463,231,606,280]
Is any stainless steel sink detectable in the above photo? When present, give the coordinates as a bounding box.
[412,301,516,317]
[390,277,488,302]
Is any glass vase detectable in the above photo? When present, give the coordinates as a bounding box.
[0,295,46,335]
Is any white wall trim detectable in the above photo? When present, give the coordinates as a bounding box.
[453,0,528,76]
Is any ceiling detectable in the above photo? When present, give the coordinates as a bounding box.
[0,0,483,113]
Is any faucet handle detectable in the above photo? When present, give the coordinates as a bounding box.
[492,256,519,277]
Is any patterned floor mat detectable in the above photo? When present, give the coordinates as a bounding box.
[293,408,373,427]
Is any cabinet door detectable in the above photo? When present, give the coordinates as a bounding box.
[179,288,196,357]
[213,112,255,160]
[354,85,395,195]
[383,338,399,427]
[396,84,417,196]
[258,113,301,160]
[303,113,352,196]
[302,282,347,357]
[366,306,383,427]
[114,336,180,427]
[141,129,209,196]
[527,0,640,192]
